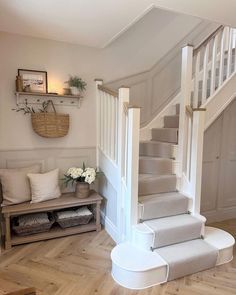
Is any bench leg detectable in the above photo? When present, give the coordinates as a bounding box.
[96,201,101,232]
[5,214,12,250]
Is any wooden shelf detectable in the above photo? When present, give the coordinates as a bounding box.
[11,222,98,246]
[3,190,102,249]
[15,91,82,107]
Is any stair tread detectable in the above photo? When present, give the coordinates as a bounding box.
[155,239,218,281]
[139,174,176,181]
[139,156,173,162]
[139,192,188,204]
[152,128,179,131]
[140,140,177,146]
[144,214,202,231]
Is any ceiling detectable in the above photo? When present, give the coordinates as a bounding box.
[0,0,235,48]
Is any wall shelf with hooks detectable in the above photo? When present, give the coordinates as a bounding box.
[15,92,82,107]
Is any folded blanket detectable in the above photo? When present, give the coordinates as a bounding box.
[18,213,49,226]
[56,206,92,220]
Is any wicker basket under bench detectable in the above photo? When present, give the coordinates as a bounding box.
[2,190,102,250]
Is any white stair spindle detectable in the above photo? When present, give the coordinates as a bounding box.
[227,28,233,78]
[110,97,115,161]
[107,94,112,158]
[202,43,209,104]
[193,51,201,108]
[234,29,236,73]
[210,35,218,96]
[219,27,227,86]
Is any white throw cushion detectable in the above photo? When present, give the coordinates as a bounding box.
[0,165,41,206]
[28,168,61,203]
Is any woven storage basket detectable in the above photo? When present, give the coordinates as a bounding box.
[13,212,55,236]
[31,100,69,138]
[55,207,93,229]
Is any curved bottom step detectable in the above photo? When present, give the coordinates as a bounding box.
[111,226,235,290]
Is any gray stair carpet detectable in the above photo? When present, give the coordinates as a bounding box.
[155,239,218,281]
[144,214,202,249]
[139,192,189,221]
[138,174,177,196]
[164,115,179,128]
[152,128,178,144]
[139,141,176,158]
[139,156,172,175]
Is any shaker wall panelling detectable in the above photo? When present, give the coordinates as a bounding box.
[201,99,236,222]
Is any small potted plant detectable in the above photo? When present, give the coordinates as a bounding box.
[63,164,101,198]
[65,75,87,96]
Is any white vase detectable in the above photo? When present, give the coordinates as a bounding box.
[70,87,80,96]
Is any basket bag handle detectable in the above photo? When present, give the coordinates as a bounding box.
[46,100,57,113]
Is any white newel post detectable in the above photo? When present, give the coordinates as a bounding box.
[117,87,130,242]
[126,107,140,240]
[190,109,206,214]
[95,79,103,169]
[178,45,193,187]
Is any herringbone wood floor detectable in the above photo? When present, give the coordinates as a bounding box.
[0,220,236,295]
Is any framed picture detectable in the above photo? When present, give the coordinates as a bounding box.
[18,69,48,93]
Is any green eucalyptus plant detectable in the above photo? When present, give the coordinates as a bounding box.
[65,75,87,92]
[12,100,49,115]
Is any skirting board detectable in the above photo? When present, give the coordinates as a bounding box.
[100,211,118,244]
[203,206,236,223]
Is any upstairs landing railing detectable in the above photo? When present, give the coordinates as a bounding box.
[179,25,236,214]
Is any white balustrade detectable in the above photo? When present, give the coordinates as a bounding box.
[180,25,236,214]
[95,80,140,242]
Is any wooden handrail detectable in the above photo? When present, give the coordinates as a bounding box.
[97,84,118,97]
[193,25,224,55]
[186,105,193,117]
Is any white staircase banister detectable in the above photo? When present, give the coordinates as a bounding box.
[178,45,193,183]
[190,108,206,214]
[126,106,140,239]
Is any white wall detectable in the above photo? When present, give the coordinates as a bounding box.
[0,32,103,150]
[0,9,216,240]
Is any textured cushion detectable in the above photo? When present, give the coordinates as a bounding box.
[0,165,41,206]
[28,168,61,203]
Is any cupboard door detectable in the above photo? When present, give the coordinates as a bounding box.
[218,99,236,208]
[201,115,222,212]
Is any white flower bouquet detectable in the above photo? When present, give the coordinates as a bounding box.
[63,163,101,185]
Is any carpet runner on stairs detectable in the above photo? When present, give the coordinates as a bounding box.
[139,192,189,221]
[144,214,203,249]
[155,239,218,281]
[138,174,177,196]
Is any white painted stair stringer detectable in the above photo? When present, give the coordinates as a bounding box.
[111,226,235,290]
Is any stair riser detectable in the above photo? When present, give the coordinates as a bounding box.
[139,159,172,175]
[139,177,177,196]
[139,197,189,221]
[150,222,202,249]
[164,116,179,128]
[152,129,178,144]
[139,143,177,159]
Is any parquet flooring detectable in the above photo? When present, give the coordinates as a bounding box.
[0,220,236,295]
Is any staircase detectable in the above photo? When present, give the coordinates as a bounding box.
[111,104,234,289]
[96,25,236,290]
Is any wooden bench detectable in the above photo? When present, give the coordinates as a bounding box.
[2,190,102,250]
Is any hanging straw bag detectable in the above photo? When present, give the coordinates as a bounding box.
[31,100,69,138]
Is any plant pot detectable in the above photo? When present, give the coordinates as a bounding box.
[70,87,80,96]
[75,182,90,199]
